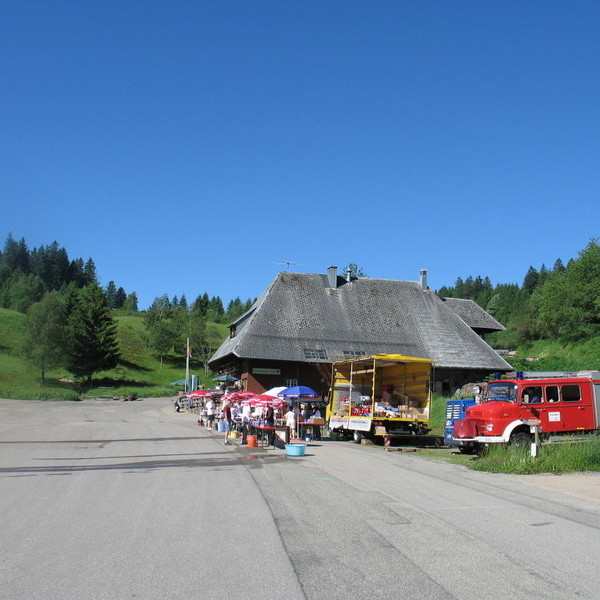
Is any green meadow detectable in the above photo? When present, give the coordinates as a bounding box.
[0,308,228,401]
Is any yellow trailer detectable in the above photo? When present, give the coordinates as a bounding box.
[327,354,433,443]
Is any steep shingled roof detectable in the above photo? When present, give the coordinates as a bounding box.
[209,272,512,371]
[442,297,506,332]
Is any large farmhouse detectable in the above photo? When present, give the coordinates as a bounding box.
[208,267,512,396]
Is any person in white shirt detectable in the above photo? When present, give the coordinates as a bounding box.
[285,407,297,440]
[205,399,215,430]
[241,403,252,445]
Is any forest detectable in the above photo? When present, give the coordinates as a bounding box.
[0,234,255,322]
[437,239,600,349]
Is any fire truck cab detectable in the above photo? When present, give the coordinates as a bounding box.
[451,371,600,452]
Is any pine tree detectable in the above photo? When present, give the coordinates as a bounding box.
[193,293,209,315]
[115,287,127,308]
[83,259,98,285]
[105,281,118,308]
[65,284,120,382]
[67,258,87,287]
[523,266,539,292]
[553,258,566,273]
[2,234,30,274]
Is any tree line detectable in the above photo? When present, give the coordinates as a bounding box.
[0,234,255,322]
[437,239,600,346]
[1,234,256,382]
[142,293,255,374]
[0,234,138,312]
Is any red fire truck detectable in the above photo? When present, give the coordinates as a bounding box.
[450,371,600,453]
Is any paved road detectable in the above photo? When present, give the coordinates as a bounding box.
[1,398,600,600]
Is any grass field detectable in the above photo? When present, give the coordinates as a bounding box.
[0,308,228,401]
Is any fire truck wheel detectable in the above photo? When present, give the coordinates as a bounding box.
[353,430,363,444]
[510,431,533,447]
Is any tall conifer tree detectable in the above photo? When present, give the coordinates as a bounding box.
[66,284,120,382]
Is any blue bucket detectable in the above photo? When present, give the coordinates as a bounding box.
[285,443,307,457]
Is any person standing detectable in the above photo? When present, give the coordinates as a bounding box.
[285,406,297,442]
[241,402,252,445]
[263,404,275,446]
[311,406,322,441]
[222,400,233,445]
[205,398,215,430]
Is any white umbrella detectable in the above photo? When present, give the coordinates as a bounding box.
[263,386,288,397]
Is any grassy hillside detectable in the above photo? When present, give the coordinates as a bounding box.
[504,337,600,372]
[0,308,229,401]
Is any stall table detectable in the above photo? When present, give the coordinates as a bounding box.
[298,420,323,441]
[249,422,290,448]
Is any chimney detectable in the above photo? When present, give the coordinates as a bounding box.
[419,269,428,290]
[327,265,338,288]
[346,267,352,282]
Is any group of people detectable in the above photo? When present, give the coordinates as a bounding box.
[191,396,324,446]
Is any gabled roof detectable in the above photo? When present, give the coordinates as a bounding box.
[209,272,512,371]
[442,297,506,332]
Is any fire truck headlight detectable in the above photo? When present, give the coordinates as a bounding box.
[485,423,494,432]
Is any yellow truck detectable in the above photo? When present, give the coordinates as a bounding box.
[327,354,433,443]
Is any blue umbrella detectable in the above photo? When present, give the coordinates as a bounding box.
[277,386,319,399]
[278,386,321,439]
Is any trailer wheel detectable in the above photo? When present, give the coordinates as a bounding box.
[510,431,532,447]
[353,430,363,444]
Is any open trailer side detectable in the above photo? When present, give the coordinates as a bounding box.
[327,354,433,443]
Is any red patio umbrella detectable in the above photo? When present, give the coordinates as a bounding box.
[222,391,256,402]
[241,395,289,408]
[186,390,214,398]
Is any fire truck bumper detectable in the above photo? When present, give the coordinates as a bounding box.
[448,435,505,448]
[447,437,478,449]
[474,436,505,444]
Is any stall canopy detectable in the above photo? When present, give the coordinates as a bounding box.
[241,394,288,408]
[222,391,255,402]
[277,386,320,402]
[185,390,214,398]
[264,386,288,397]
[213,375,239,382]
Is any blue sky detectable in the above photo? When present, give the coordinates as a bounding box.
[2,1,598,310]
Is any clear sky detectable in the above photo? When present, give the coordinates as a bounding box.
[2,1,598,310]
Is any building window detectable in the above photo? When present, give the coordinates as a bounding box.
[303,348,328,360]
[343,350,366,357]
[285,379,298,387]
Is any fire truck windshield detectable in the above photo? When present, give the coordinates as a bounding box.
[484,382,517,402]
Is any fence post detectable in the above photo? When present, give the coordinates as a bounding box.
[528,419,541,458]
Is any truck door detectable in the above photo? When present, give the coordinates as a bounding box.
[518,385,546,429]
[557,383,594,432]
[538,383,593,433]
[532,384,567,433]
